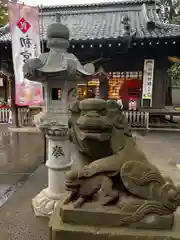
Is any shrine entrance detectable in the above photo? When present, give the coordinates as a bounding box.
[108,71,143,110]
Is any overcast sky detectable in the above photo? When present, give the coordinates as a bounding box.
[22,0,119,6]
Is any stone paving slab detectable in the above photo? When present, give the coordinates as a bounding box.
[0,132,44,174]
[0,129,44,210]
[0,164,49,240]
[0,131,179,240]
[135,131,180,185]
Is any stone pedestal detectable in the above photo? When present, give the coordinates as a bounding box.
[32,125,73,217]
[49,202,180,240]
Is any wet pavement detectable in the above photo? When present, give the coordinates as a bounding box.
[0,130,179,239]
[0,127,180,209]
[136,131,180,185]
[0,124,44,207]
[0,127,179,209]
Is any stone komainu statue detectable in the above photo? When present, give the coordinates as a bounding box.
[64,98,180,229]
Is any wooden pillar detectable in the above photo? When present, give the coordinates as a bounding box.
[95,67,109,100]
[4,75,8,102]
[152,58,168,109]
[165,75,172,106]
[99,75,109,100]
[8,76,11,98]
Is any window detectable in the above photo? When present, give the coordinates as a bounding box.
[52,88,62,100]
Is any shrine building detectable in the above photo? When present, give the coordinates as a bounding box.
[1,0,180,111]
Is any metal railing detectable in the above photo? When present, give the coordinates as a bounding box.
[18,108,33,127]
[123,110,180,131]
[0,107,179,131]
[0,107,149,129]
[123,110,149,129]
[0,107,33,126]
[0,107,10,123]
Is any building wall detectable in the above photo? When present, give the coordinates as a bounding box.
[152,57,168,109]
[1,41,178,109]
[76,43,180,109]
[100,49,168,108]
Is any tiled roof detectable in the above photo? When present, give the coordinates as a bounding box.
[41,0,157,11]
[1,0,180,42]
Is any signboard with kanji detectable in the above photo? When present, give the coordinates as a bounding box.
[142,59,154,107]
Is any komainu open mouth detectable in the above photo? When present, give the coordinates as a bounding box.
[78,125,112,134]
[82,129,106,133]
[78,128,112,141]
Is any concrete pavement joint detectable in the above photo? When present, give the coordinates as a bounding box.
[0,172,33,175]
[0,161,43,209]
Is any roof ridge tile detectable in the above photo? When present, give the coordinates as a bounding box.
[1,1,180,42]
[42,0,156,11]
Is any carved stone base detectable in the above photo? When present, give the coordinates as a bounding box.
[32,188,67,217]
[49,202,180,240]
[59,201,174,230]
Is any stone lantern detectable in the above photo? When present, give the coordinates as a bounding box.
[23,20,94,217]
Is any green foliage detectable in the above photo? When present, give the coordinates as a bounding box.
[171,16,180,25]
[168,63,180,87]
[160,0,180,23]
[161,0,180,87]
[0,0,8,26]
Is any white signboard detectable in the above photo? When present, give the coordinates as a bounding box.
[142,59,154,106]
